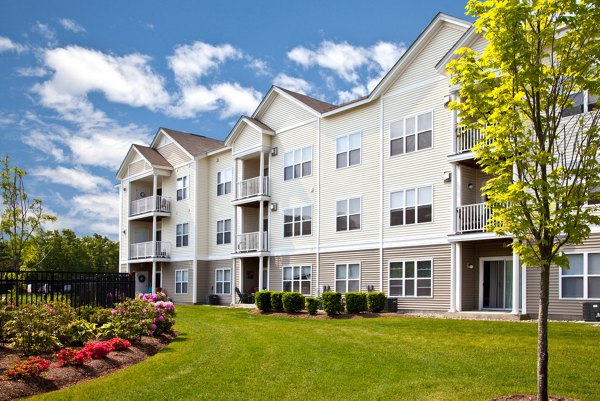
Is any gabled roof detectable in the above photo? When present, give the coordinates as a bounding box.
[274,86,338,114]
[435,25,478,74]
[116,144,173,179]
[224,116,274,148]
[157,127,224,158]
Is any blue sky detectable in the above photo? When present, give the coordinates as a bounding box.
[0,0,471,238]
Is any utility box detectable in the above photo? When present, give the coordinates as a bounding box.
[206,294,220,306]
[582,302,600,322]
[386,298,398,313]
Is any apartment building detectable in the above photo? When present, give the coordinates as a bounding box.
[116,13,599,320]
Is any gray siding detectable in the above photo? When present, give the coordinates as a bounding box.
[269,253,317,294]
[162,261,194,304]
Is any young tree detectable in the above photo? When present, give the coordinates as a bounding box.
[448,1,600,399]
[0,156,56,271]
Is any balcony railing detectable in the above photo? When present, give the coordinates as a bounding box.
[130,196,171,216]
[236,231,268,252]
[455,126,483,154]
[236,177,269,200]
[129,241,171,259]
[456,203,493,233]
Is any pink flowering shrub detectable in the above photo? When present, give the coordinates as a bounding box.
[82,341,113,359]
[56,348,89,367]
[108,337,131,351]
[137,293,176,336]
[4,357,50,380]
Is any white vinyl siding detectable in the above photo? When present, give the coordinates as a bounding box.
[175,269,189,294]
[335,263,360,293]
[282,265,311,295]
[389,260,433,297]
[561,253,600,299]
[216,268,231,295]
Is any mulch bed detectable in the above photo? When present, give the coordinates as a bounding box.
[248,310,401,319]
[0,333,175,401]
[488,396,579,401]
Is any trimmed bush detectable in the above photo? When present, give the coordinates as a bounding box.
[345,292,368,313]
[255,290,272,312]
[5,304,61,355]
[367,292,386,313]
[305,297,319,315]
[282,292,304,313]
[270,291,284,311]
[322,292,342,316]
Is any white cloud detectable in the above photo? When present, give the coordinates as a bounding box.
[45,193,120,237]
[32,166,112,192]
[168,42,242,84]
[247,58,269,76]
[16,67,47,77]
[288,41,368,82]
[33,22,56,42]
[273,73,313,95]
[370,41,404,71]
[0,36,26,53]
[338,85,368,104]
[34,46,171,117]
[58,18,86,33]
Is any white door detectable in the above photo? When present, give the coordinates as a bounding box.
[135,271,149,294]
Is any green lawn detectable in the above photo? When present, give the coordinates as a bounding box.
[34,306,600,401]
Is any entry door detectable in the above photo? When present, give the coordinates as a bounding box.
[482,260,513,310]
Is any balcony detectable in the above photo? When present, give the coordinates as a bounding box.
[130,196,171,217]
[456,126,483,154]
[236,231,268,253]
[129,241,171,260]
[234,176,269,203]
[456,203,493,234]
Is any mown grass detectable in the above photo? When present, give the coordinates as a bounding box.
[34,306,600,400]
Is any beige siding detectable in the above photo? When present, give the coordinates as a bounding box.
[387,23,466,93]
[320,102,381,249]
[470,34,488,55]
[162,261,194,304]
[383,244,451,311]
[119,182,128,260]
[320,249,380,294]
[232,125,264,155]
[196,158,209,257]
[259,93,316,131]
[207,152,234,257]
[161,163,194,261]
[270,121,318,252]
[526,233,600,319]
[269,254,317,295]
[128,160,148,177]
[157,142,191,166]
[206,260,234,305]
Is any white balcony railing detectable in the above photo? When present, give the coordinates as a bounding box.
[236,231,268,252]
[129,241,171,259]
[130,196,171,216]
[455,126,483,154]
[236,177,269,200]
[456,203,493,233]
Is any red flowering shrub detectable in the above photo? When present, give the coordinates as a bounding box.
[82,341,113,360]
[108,337,131,351]
[56,348,90,367]
[4,357,50,380]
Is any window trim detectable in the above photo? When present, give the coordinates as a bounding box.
[389,110,434,157]
[282,265,312,296]
[176,176,189,201]
[559,252,600,300]
[215,268,231,295]
[335,196,362,232]
[283,204,313,238]
[217,169,232,196]
[175,223,189,248]
[216,219,232,245]
[335,131,362,170]
[283,145,313,181]
[389,185,434,227]
[175,269,189,294]
[388,259,434,299]
[334,262,361,294]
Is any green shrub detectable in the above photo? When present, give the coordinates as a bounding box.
[345,292,368,313]
[322,292,342,316]
[305,297,319,315]
[282,292,304,313]
[0,302,16,343]
[255,290,272,312]
[4,304,61,355]
[99,299,153,341]
[64,319,97,346]
[87,307,113,326]
[367,292,386,313]
[270,291,283,311]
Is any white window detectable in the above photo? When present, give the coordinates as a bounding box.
[282,266,311,295]
[389,260,432,297]
[216,269,231,294]
[390,111,433,156]
[217,169,232,196]
[217,219,231,245]
[336,197,361,231]
[335,263,360,293]
[390,186,433,226]
[176,223,189,247]
[284,205,312,237]
[562,91,598,117]
[175,270,188,294]
[561,253,600,299]
[284,146,312,180]
[176,176,188,201]
[336,132,361,168]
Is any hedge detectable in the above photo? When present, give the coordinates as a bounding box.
[367,292,386,313]
[345,292,367,313]
[282,292,304,313]
[322,292,342,315]
[270,291,284,311]
[305,297,320,315]
[255,290,272,312]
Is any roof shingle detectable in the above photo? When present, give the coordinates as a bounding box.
[159,127,225,157]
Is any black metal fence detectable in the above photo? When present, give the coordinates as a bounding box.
[0,270,135,309]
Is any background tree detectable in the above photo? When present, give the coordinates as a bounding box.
[448,1,600,400]
[0,156,55,271]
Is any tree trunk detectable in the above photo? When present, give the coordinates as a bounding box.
[537,263,550,401]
